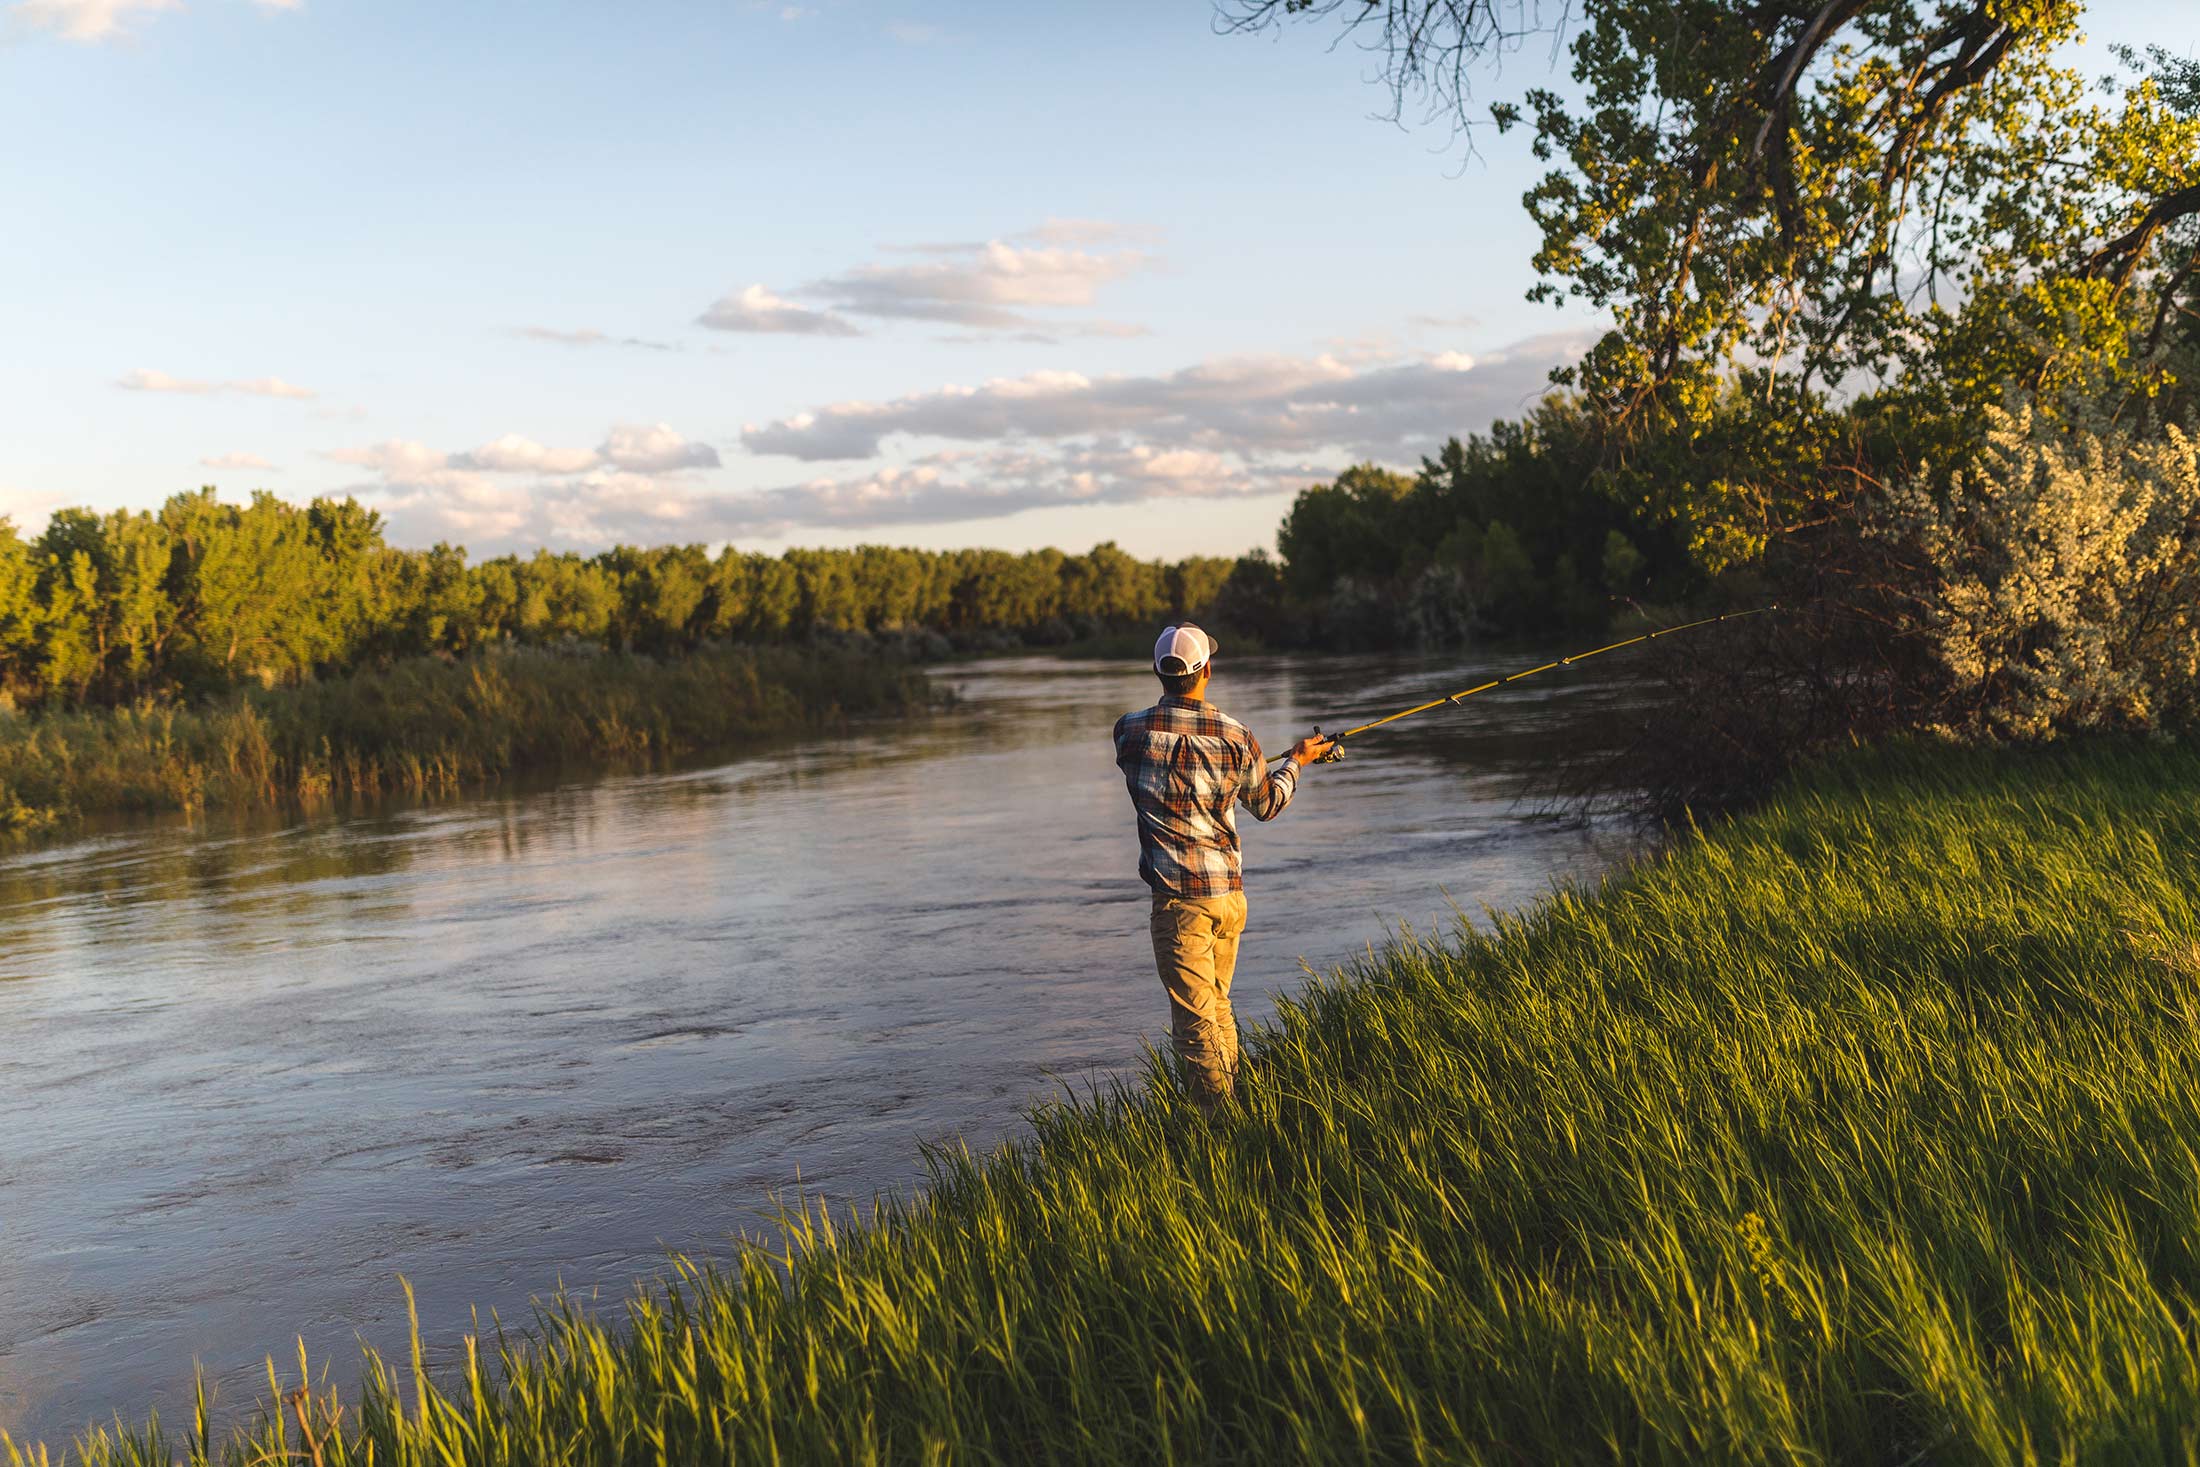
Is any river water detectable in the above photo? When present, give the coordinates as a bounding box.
[0,653,1641,1448]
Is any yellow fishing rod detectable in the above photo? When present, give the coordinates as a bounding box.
[1269,607,1777,765]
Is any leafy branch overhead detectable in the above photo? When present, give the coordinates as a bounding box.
[1222,0,2200,422]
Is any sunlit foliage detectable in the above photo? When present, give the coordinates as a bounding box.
[0,491,1228,712]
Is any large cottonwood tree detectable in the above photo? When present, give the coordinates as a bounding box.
[1224,0,2200,577]
[1224,1,2200,415]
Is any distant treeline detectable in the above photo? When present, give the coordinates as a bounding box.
[0,489,1232,710]
[4,437,1711,720]
[1214,399,1698,651]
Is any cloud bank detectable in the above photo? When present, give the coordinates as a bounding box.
[699,222,1156,342]
[349,331,1591,553]
[696,285,861,337]
[329,423,726,547]
[740,332,1589,464]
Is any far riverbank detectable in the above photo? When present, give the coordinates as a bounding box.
[0,643,926,835]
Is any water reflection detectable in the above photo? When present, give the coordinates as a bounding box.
[0,652,1640,1447]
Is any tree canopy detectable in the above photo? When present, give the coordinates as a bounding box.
[1225,0,2200,434]
[0,490,1232,713]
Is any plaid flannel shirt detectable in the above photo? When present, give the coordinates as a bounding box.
[1113,695,1299,898]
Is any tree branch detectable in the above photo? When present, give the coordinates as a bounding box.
[2086,184,2200,289]
[1748,0,1872,161]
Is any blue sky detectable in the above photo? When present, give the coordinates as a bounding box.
[3,1,2195,561]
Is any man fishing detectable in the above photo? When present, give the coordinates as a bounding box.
[1113,622,1334,1113]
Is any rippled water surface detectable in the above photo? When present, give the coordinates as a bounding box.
[0,653,1642,1446]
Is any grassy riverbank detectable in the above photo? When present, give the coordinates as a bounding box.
[27,739,2200,1463]
[0,644,927,833]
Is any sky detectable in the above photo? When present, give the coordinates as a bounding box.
[3,1,2196,563]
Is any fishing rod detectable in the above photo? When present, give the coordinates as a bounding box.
[1268,606,1777,765]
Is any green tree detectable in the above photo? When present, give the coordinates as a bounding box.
[1060,542,1159,625]
[34,545,100,698]
[519,552,619,642]
[34,508,176,697]
[376,542,485,654]
[1275,465,1416,599]
[472,555,523,643]
[616,545,712,651]
[0,520,40,702]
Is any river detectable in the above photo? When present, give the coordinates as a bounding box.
[0,652,1642,1448]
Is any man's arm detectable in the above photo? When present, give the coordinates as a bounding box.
[1111,711,1137,772]
[1238,732,1335,821]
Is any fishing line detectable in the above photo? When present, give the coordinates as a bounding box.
[1266,607,1778,765]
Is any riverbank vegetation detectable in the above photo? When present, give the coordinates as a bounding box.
[0,644,924,833]
[1212,1,2200,815]
[0,493,1227,713]
[0,497,1211,828]
[24,737,2200,1463]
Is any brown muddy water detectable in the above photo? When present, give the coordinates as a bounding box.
[0,652,1644,1448]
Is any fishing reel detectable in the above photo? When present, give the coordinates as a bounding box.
[1310,724,1346,763]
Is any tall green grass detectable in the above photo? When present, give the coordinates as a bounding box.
[22,739,2200,1464]
[0,644,926,833]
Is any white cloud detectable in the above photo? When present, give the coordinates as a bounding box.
[12,0,178,41]
[12,0,294,40]
[0,486,70,528]
[599,422,721,473]
[369,476,533,545]
[1322,330,1404,366]
[450,434,600,475]
[118,368,317,400]
[200,451,276,471]
[232,375,315,399]
[816,241,1148,327]
[118,365,206,389]
[696,284,861,337]
[327,439,464,482]
[701,226,1157,341]
[117,369,212,394]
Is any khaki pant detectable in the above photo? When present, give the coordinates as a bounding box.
[1149,891,1249,1110]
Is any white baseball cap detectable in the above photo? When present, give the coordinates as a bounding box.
[1153,622,1219,676]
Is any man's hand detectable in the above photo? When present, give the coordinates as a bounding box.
[1287,733,1337,767]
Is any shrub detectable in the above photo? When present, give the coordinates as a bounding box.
[1877,406,2200,739]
